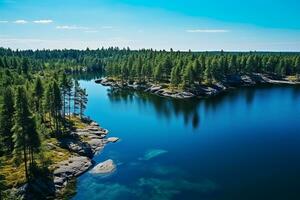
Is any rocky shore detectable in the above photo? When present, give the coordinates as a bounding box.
[95,73,300,99]
[46,121,118,197]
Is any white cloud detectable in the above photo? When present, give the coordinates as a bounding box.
[56,25,89,30]
[0,20,8,23]
[14,20,28,24]
[33,19,53,24]
[186,29,230,33]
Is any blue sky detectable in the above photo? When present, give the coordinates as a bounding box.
[0,0,300,51]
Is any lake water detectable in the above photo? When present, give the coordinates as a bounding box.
[73,80,300,200]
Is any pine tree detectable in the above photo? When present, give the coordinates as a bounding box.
[12,86,40,182]
[52,81,62,134]
[21,58,29,75]
[0,87,15,154]
[33,76,44,113]
[59,73,68,118]
[192,59,202,83]
[78,88,88,119]
[66,77,73,119]
[229,55,238,74]
[170,65,180,87]
[73,80,80,115]
[205,58,213,83]
[182,62,195,87]
[154,64,163,83]
[246,55,255,73]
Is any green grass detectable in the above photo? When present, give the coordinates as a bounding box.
[0,116,89,190]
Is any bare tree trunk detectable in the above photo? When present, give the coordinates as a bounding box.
[68,92,71,120]
[23,146,29,182]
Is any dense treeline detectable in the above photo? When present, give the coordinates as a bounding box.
[0,62,88,198]
[0,47,107,73]
[105,50,300,88]
[1,48,300,88]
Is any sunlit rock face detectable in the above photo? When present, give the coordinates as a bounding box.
[90,159,116,174]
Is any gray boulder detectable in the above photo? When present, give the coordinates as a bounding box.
[90,159,116,174]
[60,138,93,158]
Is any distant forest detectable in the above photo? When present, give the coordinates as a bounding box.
[1,47,300,88]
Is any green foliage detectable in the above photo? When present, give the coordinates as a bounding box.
[0,87,14,154]
[12,86,41,182]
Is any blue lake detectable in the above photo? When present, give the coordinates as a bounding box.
[73,80,300,200]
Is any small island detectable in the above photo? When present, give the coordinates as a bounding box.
[95,52,300,98]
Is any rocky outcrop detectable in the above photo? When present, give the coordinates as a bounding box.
[53,121,120,194]
[90,159,116,174]
[87,139,105,154]
[96,73,300,100]
[53,156,93,191]
[59,138,93,158]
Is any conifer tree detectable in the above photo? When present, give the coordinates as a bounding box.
[78,88,88,119]
[0,87,15,154]
[73,80,80,115]
[12,86,40,182]
[33,76,44,113]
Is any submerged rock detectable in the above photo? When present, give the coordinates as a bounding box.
[107,137,120,143]
[139,149,168,161]
[90,159,116,174]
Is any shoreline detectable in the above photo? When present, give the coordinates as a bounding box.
[54,119,119,198]
[16,117,119,199]
[95,73,300,99]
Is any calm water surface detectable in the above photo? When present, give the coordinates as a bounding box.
[73,80,300,200]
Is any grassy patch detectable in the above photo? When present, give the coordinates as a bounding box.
[67,116,88,130]
[42,138,73,170]
[0,156,26,188]
[286,75,299,82]
[0,137,73,188]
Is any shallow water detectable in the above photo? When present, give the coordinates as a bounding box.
[73,81,300,200]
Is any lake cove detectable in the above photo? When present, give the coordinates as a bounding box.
[72,80,300,200]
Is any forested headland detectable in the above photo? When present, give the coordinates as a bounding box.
[0,48,90,199]
[0,47,300,198]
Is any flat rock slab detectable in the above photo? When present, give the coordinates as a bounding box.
[53,156,92,191]
[54,156,92,178]
[90,159,116,174]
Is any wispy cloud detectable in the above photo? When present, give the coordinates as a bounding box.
[0,20,8,23]
[0,37,137,50]
[56,25,89,30]
[186,29,230,33]
[14,20,28,24]
[33,19,53,24]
